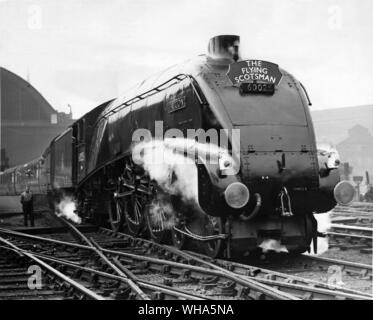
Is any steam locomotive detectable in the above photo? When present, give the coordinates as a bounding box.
[0,35,355,257]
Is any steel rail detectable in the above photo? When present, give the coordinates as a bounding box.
[0,227,88,249]
[332,208,373,216]
[331,217,373,226]
[0,236,202,300]
[208,255,372,298]
[100,247,299,300]
[300,254,373,278]
[112,234,373,284]
[327,223,373,247]
[0,227,299,300]
[0,224,151,300]
[2,227,371,284]
[330,224,373,234]
[0,237,105,300]
[2,227,371,299]
[327,232,372,240]
[101,228,373,283]
[98,230,372,300]
[177,250,371,300]
[88,237,150,300]
[99,229,373,299]
[55,218,151,300]
[3,247,208,300]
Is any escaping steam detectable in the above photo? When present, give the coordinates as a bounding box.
[132,138,235,203]
[132,138,236,229]
[259,239,288,253]
[55,196,81,224]
[148,198,177,230]
[133,139,198,202]
[317,144,340,169]
[259,213,332,255]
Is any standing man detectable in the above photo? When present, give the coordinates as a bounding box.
[20,186,34,227]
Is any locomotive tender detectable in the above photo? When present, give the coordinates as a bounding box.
[0,35,355,257]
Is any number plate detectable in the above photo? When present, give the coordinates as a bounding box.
[239,82,275,95]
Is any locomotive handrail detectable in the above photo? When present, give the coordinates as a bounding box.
[299,82,312,106]
[100,74,187,120]
[98,73,205,123]
[188,76,206,105]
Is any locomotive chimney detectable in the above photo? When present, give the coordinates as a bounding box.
[207,35,241,63]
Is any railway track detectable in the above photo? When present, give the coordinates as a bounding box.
[0,228,209,300]
[0,226,298,300]
[0,219,371,300]
[0,244,206,300]
[327,223,373,252]
[95,229,372,300]
[0,239,105,300]
[4,225,371,300]
[332,203,373,218]
[328,203,373,252]
[331,217,373,228]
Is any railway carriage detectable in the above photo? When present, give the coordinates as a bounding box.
[0,35,355,257]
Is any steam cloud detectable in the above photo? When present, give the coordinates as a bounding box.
[133,139,198,202]
[148,197,176,230]
[55,196,81,224]
[132,138,235,202]
[259,239,288,253]
[132,138,235,230]
[317,143,340,169]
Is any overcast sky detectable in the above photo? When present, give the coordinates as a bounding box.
[0,0,372,118]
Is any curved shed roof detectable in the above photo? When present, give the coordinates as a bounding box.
[0,67,57,122]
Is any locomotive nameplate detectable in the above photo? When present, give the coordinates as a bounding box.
[166,96,186,113]
[226,60,283,86]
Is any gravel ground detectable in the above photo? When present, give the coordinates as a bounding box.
[322,246,372,265]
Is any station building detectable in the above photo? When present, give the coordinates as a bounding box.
[311,105,373,181]
[0,67,74,171]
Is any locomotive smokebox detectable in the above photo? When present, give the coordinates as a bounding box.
[207,35,241,62]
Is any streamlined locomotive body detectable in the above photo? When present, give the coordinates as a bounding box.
[0,35,354,257]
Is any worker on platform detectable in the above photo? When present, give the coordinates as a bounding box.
[20,186,34,227]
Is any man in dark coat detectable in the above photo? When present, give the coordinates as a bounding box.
[20,186,34,227]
